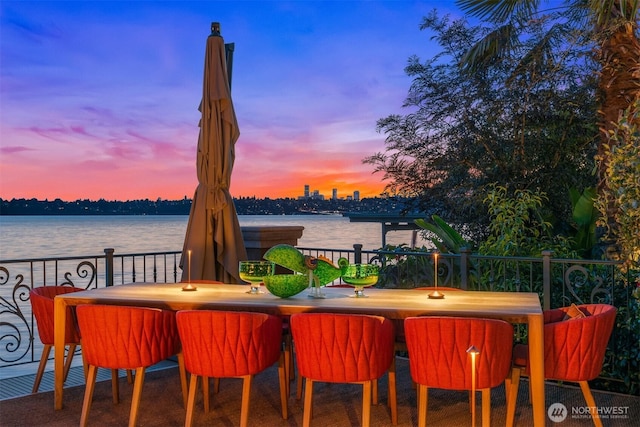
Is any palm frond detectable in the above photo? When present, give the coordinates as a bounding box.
[509,22,568,81]
[459,24,516,73]
[456,0,540,23]
[589,0,640,25]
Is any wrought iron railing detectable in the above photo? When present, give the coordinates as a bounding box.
[0,249,181,373]
[1,246,637,394]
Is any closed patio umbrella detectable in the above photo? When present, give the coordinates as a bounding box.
[181,23,247,283]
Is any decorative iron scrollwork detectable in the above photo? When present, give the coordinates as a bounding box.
[0,271,30,363]
[61,261,96,289]
[564,265,611,305]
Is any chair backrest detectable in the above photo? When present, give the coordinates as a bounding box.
[290,313,395,383]
[176,310,282,377]
[30,286,84,345]
[76,304,180,369]
[404,316,513,390]
[542,303,617,381]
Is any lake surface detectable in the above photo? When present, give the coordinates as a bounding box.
[0,215,428,260]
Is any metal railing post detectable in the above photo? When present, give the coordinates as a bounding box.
[353,244,363,264]
[460,247,470,290]
[542,250,552,310]
[104,248,115,287]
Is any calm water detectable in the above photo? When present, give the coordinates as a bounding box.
[0,215,426,260]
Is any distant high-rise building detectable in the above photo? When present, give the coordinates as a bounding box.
[304,185,310,198]
[332,188,338,200]
[354,191,360,201]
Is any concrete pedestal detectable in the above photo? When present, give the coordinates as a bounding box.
[241,226,305,261]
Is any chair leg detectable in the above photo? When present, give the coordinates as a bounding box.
[81,342,88,380]
[126,369,134,384]
[177,351,188,409]
[112,369,120,404]
[63,344,76,382]
[284,344,290,395]
[283,333,292,395]
[481,388,491,427]
[203,376,210,413]
[372,379,378,405]
[362,380,372,427]
[240,374,253,427]
[128,367,146,427]
[297,375,304,400]
[579,381,603,427]
[388,357,398,425]
[32,345,51,393]
[303,378,314,427]
[504,374,511,402]
[417,384,428,427]
[278,352,289,420]
[506,367,521,427]
[185,374,199,427]
[80,364,98,427]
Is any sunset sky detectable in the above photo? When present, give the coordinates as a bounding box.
[1,1,465,201]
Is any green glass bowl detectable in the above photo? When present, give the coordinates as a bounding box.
[263,274,309,298]
[341,264,379,287]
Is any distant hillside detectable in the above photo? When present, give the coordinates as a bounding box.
[0,197,415,216]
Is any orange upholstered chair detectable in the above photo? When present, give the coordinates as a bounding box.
[178,279,295,396]
[290,313,397,427]
[178,279,228,396]
[76,304,185,427]
[395,287,463,353]
[176,310,288,427]
[29,285,85,393]
[505,303,617,427]
[404,316,514,427]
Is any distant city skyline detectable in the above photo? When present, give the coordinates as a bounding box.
[298,184,360,201]
[0,1,466,201]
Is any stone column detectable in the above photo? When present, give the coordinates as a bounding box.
[241,226,305,261]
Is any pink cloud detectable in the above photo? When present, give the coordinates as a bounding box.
[0,146,33,154]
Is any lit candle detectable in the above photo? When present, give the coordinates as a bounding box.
[188,250,192,284]
[182,249,197,291]
[434,252,438,288]
[428,251,444,299]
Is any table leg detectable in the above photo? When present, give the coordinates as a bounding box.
[54,296,67,410]
[528,313,545,426]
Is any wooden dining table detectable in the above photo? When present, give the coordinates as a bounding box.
[54,282,545,425]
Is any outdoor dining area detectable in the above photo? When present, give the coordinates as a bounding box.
[0,278,636,427]
[0,214,635,427]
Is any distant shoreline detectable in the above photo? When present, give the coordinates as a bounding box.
[1,196,417,216]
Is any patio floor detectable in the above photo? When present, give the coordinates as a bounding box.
[1,357,637,426]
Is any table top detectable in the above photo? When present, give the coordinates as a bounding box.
[55,283,541,323]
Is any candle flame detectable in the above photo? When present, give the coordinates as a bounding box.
[434,252,438,288]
